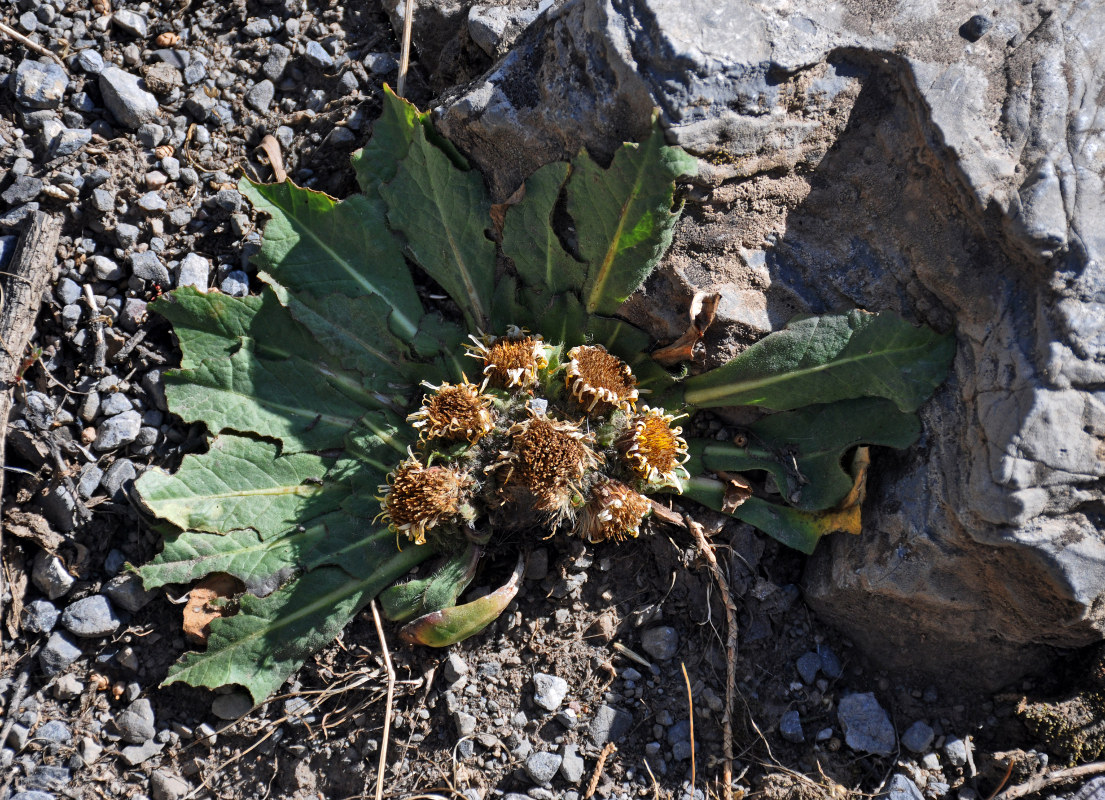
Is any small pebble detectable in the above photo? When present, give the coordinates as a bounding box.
[32,552,75,600]
[837,692,896,756]
[525,751,562,785]
[130,251,171,285]
[589,704,632,746]
[23,599,59,634]
[796,651,821,683]
[304,40,335,69]
[13,59,69,109]
[902,720,935,753]
[780,710,804,743]
[93,409,143,451]
[944,735,969,767]
[532,673,568,712]
[60,595,121,638]
[115,698,156,744]
[220,270,250,296]
[36,720,72,745]
[39,632,82,675]
[640,626,679,661]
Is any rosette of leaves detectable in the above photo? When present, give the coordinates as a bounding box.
[134,88,954,703]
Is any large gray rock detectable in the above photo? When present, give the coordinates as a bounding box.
[437,0,1105,689]
[99,67,158,129]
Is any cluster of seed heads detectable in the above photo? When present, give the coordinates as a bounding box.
[379,327,690,549]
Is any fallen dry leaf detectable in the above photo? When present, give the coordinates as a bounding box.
[5,509,65,551]
[256,134,287,183]
[183,573,245,644]
[489,182,527,240]
[716,471,753,514]
[652,291,721,366]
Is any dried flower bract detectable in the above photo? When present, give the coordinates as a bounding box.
[576,479,651,543]
[408,378,495,444]
[494,411,601,519]
[466,327,548,389]
[380,454,473,545]
[565,344,638,414]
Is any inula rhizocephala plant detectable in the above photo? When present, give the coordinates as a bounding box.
[133,89,955,703]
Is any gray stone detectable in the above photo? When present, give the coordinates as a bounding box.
[779,710,804,743]
[453,711,477,736]
[588,704,632,746]
[60,595,121,638]
[100,392,132,416]
[443,652,468,683]
[213,188,242,212]
[90,190,115,214]
[129,251,170,285]
[36,720,72,745]
[23,599,59,634]
[120,739,164,766]
[211,692,253,720]
[137,192,167,213]
[943,735,969,767]
[468,1,548,58]
[48,127,92,158]
[32,553,74,600]
[53,674,83,700]
[262,44,291,81]
[99,67,158,129]
[13,59,68,108]
[112,9,148,37]
[103,573,156,613]
[532,672,568,711]
[7,723,30,749]
[56,278,81,306]
[304,40,334,69]
[560,743,584,783]
[39,632,82,675]
[102,459,137,498]
[818,645,843,679]
[115,698,156,744]
[76,50,105,74]
[796,651,821,684]
[177,253,210,289]
[60,304,83,329]
[437,0,1105,690]
[114,223,140,248]
[640,626,678,661]
[243,18,276,37]
[151,770,192,800]
[901,721,935,754]
[880,775,924,800]
[837,693,896,756]
[220,270,249,296]
[246,79,275,113]
[524,751,562,784]
[90,254,123,281]
[94,410,143,451]
[2,176,43,205]
[364,52,397,75]
[11,793,56,800]
[121,297,148,331]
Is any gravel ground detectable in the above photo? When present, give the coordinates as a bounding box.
[0,1,1096,799]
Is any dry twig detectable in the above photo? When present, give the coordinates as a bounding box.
[396,0,415,97]
[996,760,1105,800]
[0,20,67,68]
[682,661,697,790]
[584,742,616,799]
[371,599,395,800]
[686,514,738,800]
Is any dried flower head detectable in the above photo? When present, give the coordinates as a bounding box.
[618,406,690,490]
[466,327,548,390]
[495,411,601,518]
[379,454,473,545]
[564,344,638,414]
[407,377,495,443]
[575,479,652,543]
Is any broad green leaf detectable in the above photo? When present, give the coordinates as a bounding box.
[162,541,433,704]
[381,121,496,332]
[344,411,411,475]
[682,309,956,412]
[682,478,854,554]
[502,161,585,298]
[241,179,423,340]
[138,527,304,595]
[153,287,318,370]
[165,344,371,452]
[135,435,346,537]
[351,85,424,191]
[691,397,920,511]
[570,121,697,314]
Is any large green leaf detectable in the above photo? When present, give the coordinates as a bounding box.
[135,435,346,537]
[690,397,920,511]
[351,85,424,191]
[570,122,697,315]
[153,287,318,370]
[381,121,497,332]
[502,161,585,298]
[241,180,422,340]
[165,344,372,452]
[682,309,956,412]
[162,543,432,704]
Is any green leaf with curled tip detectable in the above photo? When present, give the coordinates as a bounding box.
[399,555,524,647]
[570,120,698,315]
[682,478,854,555]
[689,397,921,512]
[682,309,955,413]
[380,543,480,623]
